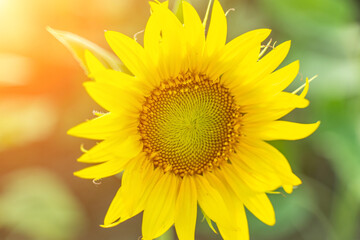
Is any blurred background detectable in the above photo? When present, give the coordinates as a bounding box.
[0,0,359,239]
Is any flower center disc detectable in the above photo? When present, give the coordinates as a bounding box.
[139,73,238,176]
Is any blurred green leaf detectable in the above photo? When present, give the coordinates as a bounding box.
[0,168,86,240]
[47,27,130,75]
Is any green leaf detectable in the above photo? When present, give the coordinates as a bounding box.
[47,27,129,75]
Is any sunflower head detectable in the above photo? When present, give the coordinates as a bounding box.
[139,71,240,176]
[64,0,319,239]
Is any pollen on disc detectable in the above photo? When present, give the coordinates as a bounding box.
[138,72,239,176]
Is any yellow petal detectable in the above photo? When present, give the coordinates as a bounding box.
[205,0,227,57]
[74,158,127,180]
[205,170,249,238]
[236,138,302,187]
[257,121,320,141]
[77,138,136,163]
[300,77,310,98]
[84,50,145,88]
[221,163,275,225]
[84,50,106,76]
[102,156,150,227]
[142,173,179,240]
[67,113,132,140]
[105,31,158,86]
[210,29,270,80]
[182,1,205,72]
[89,67,150,94]
[222,48,262,92]
[220,163,275,226]
[83,81,141,113]
[217,203,249,240]
[146,2,185,79]
[136,166,164,209]
[194,174,232,228]
[269,92,309,109]
[260,60,300,94]
[230,152,283,192]
[175,176,197,240]
[47,27,127,74]
[229,41,291,95]
[256,40,291,75]
[223,29,271,63]
[220,164,252,197]
[283,185,295,194]
[74,136,142,179]
[242,193,276,226]
[143,7,162,64]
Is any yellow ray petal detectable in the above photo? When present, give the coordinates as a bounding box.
[135,166,162,208]
[221,46,261,89]
[260,60,300,94]
[222,164,275,224]
[208,171,249,240]
[79,135,141,163]
[208,29,270,81]
[205,0,227,57]
[223,29,271,62]
[84,50,106,76]
[74,136,142,179]
[83,81,141,113]
[217,203,249,240]
[256,40,291,75]
[230,152,283,192]
[269,92,309,109]
[146,1,185,79]
[142,173,179,240]
[102,156,151,227]
[84,50,148,90]
[105,31,158,86]
[194,174,233,229]
[257,121,320,141]
[77,138,130,163]
[175,176,197,240]
[74,158,127,180]
[300,77,310,98]
[67,113,132,140]
[243,193,276,226]
[236,138,302,187]
[144,7,162,63]
[182,1,205,72]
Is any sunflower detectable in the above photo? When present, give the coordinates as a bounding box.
[68,1,319,239]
